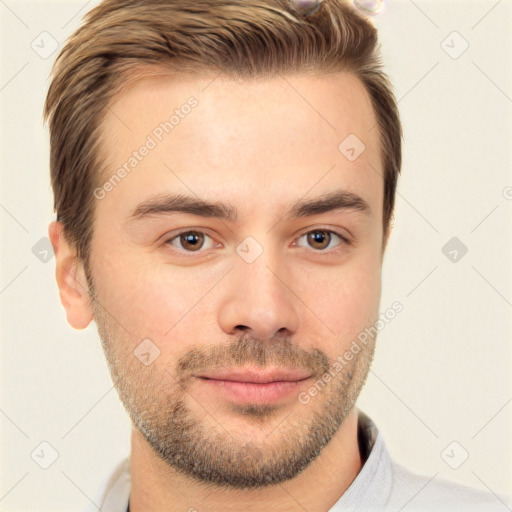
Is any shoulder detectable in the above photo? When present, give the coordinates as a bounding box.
[388,461,510,511]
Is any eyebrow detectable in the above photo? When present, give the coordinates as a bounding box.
[127,190,371,223]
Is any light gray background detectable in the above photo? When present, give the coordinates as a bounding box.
[1,0,511,510]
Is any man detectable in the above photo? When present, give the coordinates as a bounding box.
[45,0,509,510]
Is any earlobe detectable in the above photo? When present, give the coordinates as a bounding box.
[48,221,94,330]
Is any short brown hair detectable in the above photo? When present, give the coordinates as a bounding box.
[44,0,402,271]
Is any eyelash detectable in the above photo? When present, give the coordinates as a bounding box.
[163,228,351,256]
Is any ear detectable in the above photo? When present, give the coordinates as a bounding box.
[48,221,94,329]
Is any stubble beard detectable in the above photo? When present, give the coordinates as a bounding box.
[89,283,375,489]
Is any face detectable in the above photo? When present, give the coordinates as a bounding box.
[84,70,384,488]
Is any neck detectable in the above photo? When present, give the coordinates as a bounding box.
[129,408,362,512]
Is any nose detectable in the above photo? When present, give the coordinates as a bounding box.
[217,248,300,341]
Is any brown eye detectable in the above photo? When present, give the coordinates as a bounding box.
[295,229,348,252]
[307,230,331,250]
[178,231,205,251]
[165,230,216,253]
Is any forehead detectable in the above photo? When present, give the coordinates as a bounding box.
[97,70,383,224]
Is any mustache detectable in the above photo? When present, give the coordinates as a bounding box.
[176,333,331,379]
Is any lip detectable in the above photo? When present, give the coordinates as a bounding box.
[194,367,312,404]
[195,367,313,384]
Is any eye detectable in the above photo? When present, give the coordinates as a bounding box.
[294,229,349,252]
[164,230,219,253]
[163,228,350,256]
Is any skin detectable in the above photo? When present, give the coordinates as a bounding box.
[49,70,388,512]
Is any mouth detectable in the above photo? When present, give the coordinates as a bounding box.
[194,367,313,403]
[195,367,313,384]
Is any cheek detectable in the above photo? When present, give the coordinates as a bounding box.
[90,246,225,339]
[90,228,381,353]
[295,255,382,351]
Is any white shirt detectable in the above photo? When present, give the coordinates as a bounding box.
[83,410,510,512]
